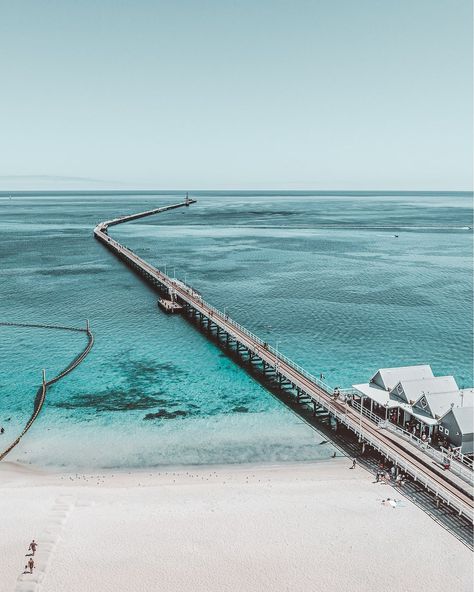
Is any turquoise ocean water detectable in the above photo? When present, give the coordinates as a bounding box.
[0,192,472,469]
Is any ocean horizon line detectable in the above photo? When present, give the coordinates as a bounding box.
[0,189,472,198]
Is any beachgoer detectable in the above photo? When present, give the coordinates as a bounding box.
[0,427,4,434]
[350,459,356,469]
[28,558,34,574]
[29,540,37,556]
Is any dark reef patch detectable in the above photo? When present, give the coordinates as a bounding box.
[52,390,169,412]
[143,409,187,420]
[232,406,249,413]
[119,358,188,387]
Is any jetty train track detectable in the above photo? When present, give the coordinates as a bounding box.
[93,198,473,529]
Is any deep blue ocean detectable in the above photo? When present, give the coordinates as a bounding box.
[0,192,472,469]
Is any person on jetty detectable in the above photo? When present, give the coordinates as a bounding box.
[29,540,37,556]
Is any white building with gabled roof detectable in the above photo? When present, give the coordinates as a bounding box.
[369,365,434,392]
[413,388,472,420]
[439,403,474,454]
[391,376,458,406]
[353,367,472,445]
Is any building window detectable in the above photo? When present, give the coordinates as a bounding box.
[444,428,449,436]
[439,426,444,433]
[419,397,428,409]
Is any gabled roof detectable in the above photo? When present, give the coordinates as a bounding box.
[370,365,433,391]
[443,406,474,436]
[452,407,474,435]
[419,391,461,419]
[395,376,458,405]
[458,389,474,408]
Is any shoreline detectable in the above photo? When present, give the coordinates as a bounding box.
[1,458,472,592]
[0,454,348,478]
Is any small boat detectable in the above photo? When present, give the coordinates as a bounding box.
[394,234,399,238]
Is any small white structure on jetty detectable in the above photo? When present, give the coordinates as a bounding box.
[158,287,183,314]
[158,298,183,314]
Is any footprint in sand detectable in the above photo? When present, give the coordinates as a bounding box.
[15,495,75,592]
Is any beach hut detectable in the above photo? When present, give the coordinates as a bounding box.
[438,405,474,455]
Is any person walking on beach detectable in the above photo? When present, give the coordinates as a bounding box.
[29,540,37,556]
[350,459,356,469]
[28,557,34,574]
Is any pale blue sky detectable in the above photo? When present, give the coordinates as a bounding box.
[0,0,472,190]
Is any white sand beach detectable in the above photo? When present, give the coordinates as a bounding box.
[1,458,472,592]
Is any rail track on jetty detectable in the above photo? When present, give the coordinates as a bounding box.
[94,198,473,545]
[0,322,94,461]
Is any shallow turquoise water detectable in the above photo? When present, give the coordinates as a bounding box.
[0,193,472,468]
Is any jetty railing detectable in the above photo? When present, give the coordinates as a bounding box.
[384,423,474,486]
[350,399,385,425]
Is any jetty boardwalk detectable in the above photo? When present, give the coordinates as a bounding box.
[94,199,473,528]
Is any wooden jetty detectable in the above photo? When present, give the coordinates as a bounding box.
[94,200,474,524]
